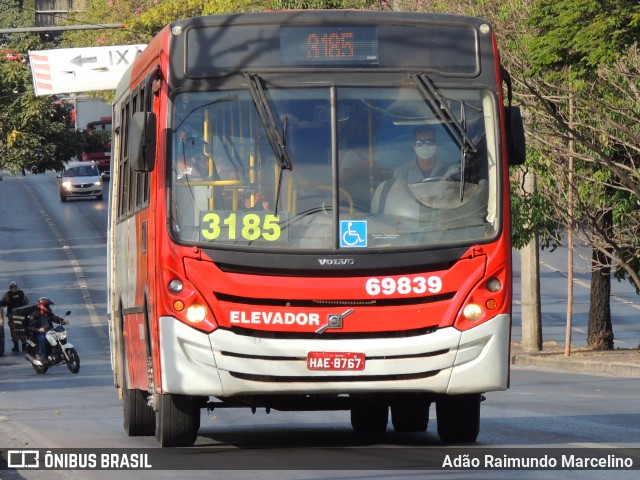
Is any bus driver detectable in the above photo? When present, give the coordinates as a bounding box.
[393,124,456,184]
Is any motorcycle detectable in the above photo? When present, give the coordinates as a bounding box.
[24,311,80,374]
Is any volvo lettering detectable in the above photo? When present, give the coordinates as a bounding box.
[318,258,355,266]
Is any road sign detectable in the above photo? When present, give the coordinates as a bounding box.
[28,44,147,96]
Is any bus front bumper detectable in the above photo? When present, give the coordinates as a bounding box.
[158,313,510,398]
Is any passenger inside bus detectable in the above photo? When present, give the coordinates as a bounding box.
[176,153,206,180]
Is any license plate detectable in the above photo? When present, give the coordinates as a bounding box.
[307,352,365,371]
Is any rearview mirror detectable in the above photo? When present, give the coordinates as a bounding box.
[505,106,526,166]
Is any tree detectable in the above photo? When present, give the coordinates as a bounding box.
[0,0,89,174]
[62,0,270,46]
[520,0,640,349]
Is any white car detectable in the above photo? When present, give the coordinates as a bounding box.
[59,161,103,202]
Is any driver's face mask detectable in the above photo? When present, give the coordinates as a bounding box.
[414,143,436,160]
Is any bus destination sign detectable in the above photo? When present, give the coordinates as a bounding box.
[280,26,378,65]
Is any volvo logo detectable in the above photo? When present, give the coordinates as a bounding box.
[317,258,355,266]
[316,309,354,334]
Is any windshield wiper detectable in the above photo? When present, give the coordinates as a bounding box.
[244,73,293,215]
[411,73,478,201]
[244,72,292,171]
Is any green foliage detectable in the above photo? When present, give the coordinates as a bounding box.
[0,0,85,174]
[0,53,83,174]
[62,0,272,45]
[63,0,378,48]
[528,0,640,79]
[522,0,640,299]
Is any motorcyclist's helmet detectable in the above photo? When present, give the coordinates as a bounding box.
[9,281,17,288]
[37,297,55,313]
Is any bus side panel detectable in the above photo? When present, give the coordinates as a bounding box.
[111,28,170,394]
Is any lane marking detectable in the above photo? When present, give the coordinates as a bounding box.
[22,180,108,341]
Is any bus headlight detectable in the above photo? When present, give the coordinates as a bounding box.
[186,304,207,323]
[463,303,483,322]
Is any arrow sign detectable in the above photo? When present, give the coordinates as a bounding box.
[29,44,147,96]
[69,55,98,67]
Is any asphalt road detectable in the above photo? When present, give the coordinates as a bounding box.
[513,244,640,350]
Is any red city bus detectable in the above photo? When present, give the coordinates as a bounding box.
[108,10,525,447]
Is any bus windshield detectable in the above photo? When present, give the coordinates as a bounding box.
[170,85,498,250]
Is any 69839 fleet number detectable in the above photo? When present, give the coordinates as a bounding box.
[365,276,442,296]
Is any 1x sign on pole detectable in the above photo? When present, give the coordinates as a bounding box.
[28,44,147,96]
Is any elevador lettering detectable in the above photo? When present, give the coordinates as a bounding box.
[230,310,320,326]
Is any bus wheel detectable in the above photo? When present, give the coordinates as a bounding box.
[391,403,430,432]
[350,405,388,434]
[436,394,481,443]
[123,376,155,436]
[155,393,200,447]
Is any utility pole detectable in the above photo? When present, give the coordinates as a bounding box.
[520,169,543,352]
[565,93,575,357]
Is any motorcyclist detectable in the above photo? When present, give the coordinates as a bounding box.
[28,297,68,365]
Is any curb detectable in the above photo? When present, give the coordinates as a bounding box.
[512,353,640,377]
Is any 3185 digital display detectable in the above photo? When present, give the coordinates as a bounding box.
[280,26,378,65]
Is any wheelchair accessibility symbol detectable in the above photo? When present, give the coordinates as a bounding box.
[340,220,367,247]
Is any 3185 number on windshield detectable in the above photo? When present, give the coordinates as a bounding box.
[199,211,285,243]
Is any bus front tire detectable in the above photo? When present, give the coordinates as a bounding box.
[436,393,481,443]
[155,393,201,447]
